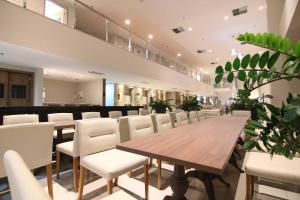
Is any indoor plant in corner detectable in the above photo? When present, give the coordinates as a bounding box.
[148,97,173,113]
[214,32,300,159]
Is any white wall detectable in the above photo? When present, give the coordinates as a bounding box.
[0,63,43,106]
[77,79,103,105]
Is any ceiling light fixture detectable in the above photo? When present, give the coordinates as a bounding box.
[224,16,229,20]
[231,48,237,56]
[259,6,264,10]
[148,34,153,39]
[124,19,131,25]
[208,49,212,53]
[188,27,193,31]
[170,65,174,68]
[177,53,182,57]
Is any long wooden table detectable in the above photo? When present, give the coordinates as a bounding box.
[117,116,248,200]
[53,120,76,143]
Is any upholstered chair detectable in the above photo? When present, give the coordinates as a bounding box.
[3,114,39,125]
[140,109,151,115]
[127,110,139,116]
[81,112,101,119]
[0,123,54,198]
[108,111,122,119]
[3,150,51,200]
[56,123,80,192]
[77,119,149,199]
[48,113,75,139]
[175,112,189,127]
[196,111,205,121]
[201,110,221,119]
[188,111,198,124]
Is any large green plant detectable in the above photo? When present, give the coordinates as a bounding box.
[149,97,173,113]
[180,96,202,112]
[215,32,300,159]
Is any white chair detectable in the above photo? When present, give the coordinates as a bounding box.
[3,150,51,200]
[48,113,75,139]
[175,112,189,127]
[0,123,54,198]
[3,114,39,125]
[108,111,122,119]
[188,111,198,124]
[245,152,300,200]
[127,110,139,116]
[77,119,149,199]
[196,111,205,121]
[81,112,101,119]
[140,109,151,115]
[202,109,221,119]
[56,123,80,192]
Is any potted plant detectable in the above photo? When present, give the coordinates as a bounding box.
[214,32,300,159]
[148,97,173,113]
[180,95,202,112]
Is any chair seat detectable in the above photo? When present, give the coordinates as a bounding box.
[53,128,75,138]
[81,149,148,180]
[100,190,137,200]
[56,141,77,157]
[245,152,300,185]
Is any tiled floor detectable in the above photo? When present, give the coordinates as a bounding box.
[0,151,299,200]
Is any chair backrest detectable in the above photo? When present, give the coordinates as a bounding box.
[173,109,183,113]
[140,109,150,115]
[3,150,51,200]
[48,113,74,122]
[176,112,189,127]
[189,111,198,124]
[3,114,39,125]
[0,123,54,178]
[232,110,251,118]
[196,111,205,121]
[77,119,120,158]
[128,116,154,140]
[202,109,221,119]
[81,112,101,119]
[108,111,122,119]
[127,110,138,116]
[155,114,172,132]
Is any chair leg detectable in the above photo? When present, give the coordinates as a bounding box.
[107,180,113,195]
[149,158,153,168]
[144,164,149,200]
[128,171,133,178]
[78,167,86,200]
[46,164,53,199]
[246,174,254,200]
[73,157,79,192]
[157,160,162,190]
[56,150,60,179]
[114,177,118,186]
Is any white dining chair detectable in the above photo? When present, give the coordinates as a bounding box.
[196,111,205,121]
[108,111,122,119]
[188,111,198,124]
[202,109,221,119]
[0,123,54,198]
[3,114,39,125]
[127,110,139,116]
[140,109,151,115]
[77,119,149,199]
[48,113,75,139]
[81,112,101,119]
[3,150,51,200]
[56,123,80,192]
[175,112,189,127]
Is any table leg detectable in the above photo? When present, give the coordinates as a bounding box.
[163,165,188,200]
[57,128,63,144]
[229,153,244,173]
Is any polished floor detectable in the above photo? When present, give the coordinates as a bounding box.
[0,151,299,200]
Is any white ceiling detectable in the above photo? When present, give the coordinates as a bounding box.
[81,0,268,73]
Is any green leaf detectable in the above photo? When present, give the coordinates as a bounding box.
[244,129,258,137]
[248,69,257,78]
[248,119,264,129]
[241,54,250,69]
[267,52,280,69]
[237,71,246,81]
[238,89,250,97]
[280,38,292,52]
[250,54,260,68]
[261,70,270,79]
[236,34,245,41]
[225,62,232,72]
[259,51,269,69]
[233,57,240,70]
[215,65,224,74]
[266,103,280,116]
[244,140,257,150]
[227,72,234,83]
[257,109,270,121]
[215,74,223,84]
[293,40,300,57]
[256,143,264,152]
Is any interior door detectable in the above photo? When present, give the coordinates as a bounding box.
[0,71,8,107]
[8,72,32,107]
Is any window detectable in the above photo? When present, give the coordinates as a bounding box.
[45,0,67,24]
[11,85,26,99]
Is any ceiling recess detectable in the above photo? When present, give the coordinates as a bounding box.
[88,71,104,75]
[172,26,185,34]
[197,49,207,54]
[210,62,218,65]
[232,6,248,16]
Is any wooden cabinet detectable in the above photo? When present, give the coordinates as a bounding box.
[0,69,33,107]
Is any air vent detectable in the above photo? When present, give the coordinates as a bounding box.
[172,26,185,34]
[232,6,247,16]
[197,49,207,54]
[88,71,104,75]
[210,62,218,65]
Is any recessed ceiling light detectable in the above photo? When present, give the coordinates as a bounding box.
[177,53,182,57]
[259,6,264,10]
[231,48,237,56]
[170,65,175,68]
[224,16,229,20]
[188,27,193,31]
[124,19,131,25]
[208,49,212,53]
[148,34,153,39]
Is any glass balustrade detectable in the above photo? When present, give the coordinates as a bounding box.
[5,0,212,85]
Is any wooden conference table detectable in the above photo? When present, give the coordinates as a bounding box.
[53,120,76,143]
[117,116,248,200]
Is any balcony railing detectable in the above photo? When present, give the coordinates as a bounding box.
[6,0,212,85]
